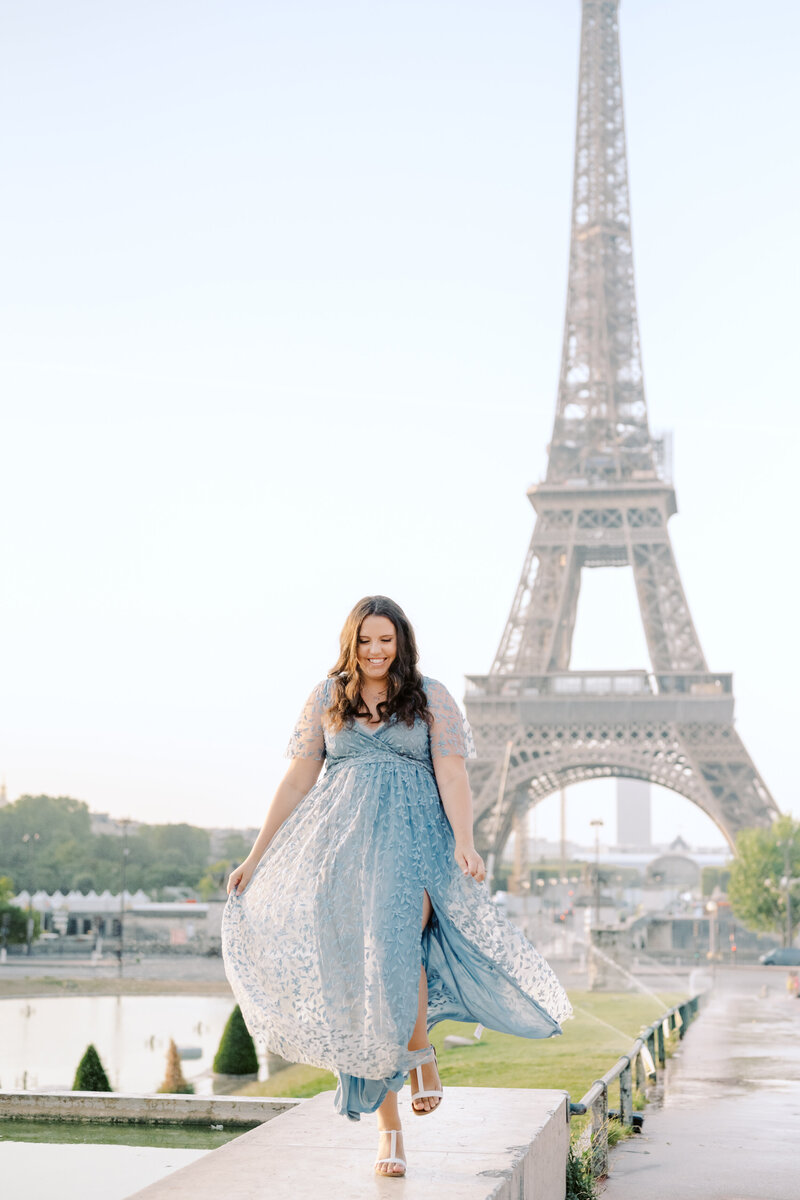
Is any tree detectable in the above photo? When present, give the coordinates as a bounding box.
[73,1044,112,1091]
[0,795,219,895]
[157,1039,195,1094]
[220,833,252,862]
[702,866,731,897]
[198,860,234,900]
[0,902,40,945]
[213,1005,258,1075]
[729,816,800,946]
[0,796,91,891]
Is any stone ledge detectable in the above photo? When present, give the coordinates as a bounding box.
[125,1086,569,1199]
[0,1090,300,1125]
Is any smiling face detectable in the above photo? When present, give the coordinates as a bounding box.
[356,614,397,685]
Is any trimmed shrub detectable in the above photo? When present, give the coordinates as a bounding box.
[213,1005,258,1075]
[157,1038,195,1094]
[73,1043,112,1092]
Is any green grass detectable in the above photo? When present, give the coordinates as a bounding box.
[238,989,686,1110]
[605,1117,633,1148]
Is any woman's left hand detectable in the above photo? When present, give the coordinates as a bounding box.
[455,844,486,882]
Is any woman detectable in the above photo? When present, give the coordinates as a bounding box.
[222,595,571,1178]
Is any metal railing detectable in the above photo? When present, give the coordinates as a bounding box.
[569,993,704,1179]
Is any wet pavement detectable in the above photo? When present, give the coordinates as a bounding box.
[601,966,800,1200]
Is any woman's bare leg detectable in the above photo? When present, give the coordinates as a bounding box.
[375,1088,404,1176]
[409,890,441,1112]
[374,890,440,1172]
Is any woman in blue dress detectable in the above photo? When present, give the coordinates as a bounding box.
[222,595,571,1178]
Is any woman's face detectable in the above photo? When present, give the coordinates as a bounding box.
[357,614,397,684]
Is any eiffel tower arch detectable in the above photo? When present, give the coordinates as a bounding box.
[465,0,779,859]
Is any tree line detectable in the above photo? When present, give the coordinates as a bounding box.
[0,794,251,898]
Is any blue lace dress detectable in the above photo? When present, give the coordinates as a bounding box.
[222,676,572,1120]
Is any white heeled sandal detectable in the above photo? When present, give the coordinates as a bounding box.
[410,1044,443,1115]
[375,1128,406,1177]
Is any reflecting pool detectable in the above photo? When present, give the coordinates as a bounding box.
[0,994,237,1093]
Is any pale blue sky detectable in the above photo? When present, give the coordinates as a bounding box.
[1,1,798,850]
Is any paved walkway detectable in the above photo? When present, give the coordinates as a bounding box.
[602,966,800,1200]
[0,953,229,983]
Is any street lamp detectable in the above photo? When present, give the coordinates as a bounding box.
[118,818,131,977]
[590,819,604,927]
[21,833,40,955]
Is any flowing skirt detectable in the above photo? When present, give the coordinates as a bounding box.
[222,752,572,1119]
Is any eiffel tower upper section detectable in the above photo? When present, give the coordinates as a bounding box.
[465,0,779,851]
[547,0,653,488]
[491,0,706,680]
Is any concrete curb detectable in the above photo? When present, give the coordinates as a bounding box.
[0,1089,301,1125]
[125,1086,569,1199]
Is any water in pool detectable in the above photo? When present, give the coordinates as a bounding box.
[0,994,239,1093]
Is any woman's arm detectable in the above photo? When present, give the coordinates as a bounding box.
[227,756,324,894]
[433,755,486,882]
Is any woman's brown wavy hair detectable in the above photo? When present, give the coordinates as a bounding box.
[326,596,431,732]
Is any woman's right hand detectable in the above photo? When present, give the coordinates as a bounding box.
[227,859,255,896]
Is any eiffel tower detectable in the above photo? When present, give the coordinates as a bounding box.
[465,0,779,861]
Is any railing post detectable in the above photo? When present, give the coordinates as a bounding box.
[634,1049,645,1095]
[646,1030,657,1080]
[590,1080,608,1179]
[619,1059,633,1126]
[656,1021,666,1068]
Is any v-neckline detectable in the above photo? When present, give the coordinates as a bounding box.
[353,717,387,738]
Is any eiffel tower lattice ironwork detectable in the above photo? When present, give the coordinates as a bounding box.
[465,0,779,858]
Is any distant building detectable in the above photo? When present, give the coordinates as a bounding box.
[207,826,260,858]
[616,778,652,848]
[11,889,222,952]
[522,836,582,863]
[88,812,141,837]
[645,853,700,889]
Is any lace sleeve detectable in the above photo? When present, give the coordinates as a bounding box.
[285,680,330,761]
[424,677,476,761]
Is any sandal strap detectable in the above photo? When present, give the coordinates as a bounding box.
[375,1130,406,1169]
[411,1053,442,1101]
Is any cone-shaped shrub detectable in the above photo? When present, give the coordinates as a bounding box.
[213,1004,258,1075]
[158,1038,195,1094]
[73,1043,112,1092]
